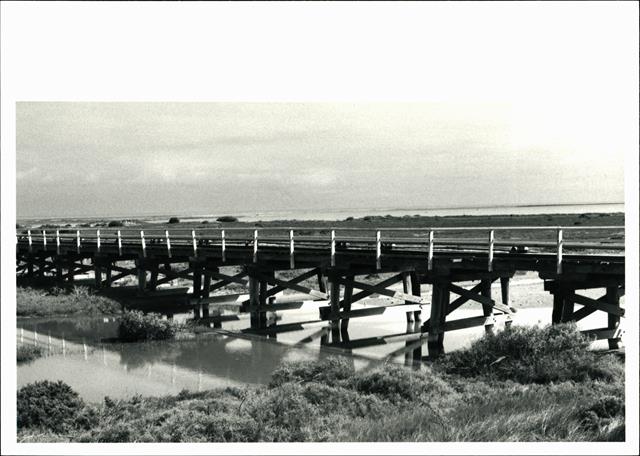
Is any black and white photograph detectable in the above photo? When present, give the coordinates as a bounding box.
[1,1,638,455]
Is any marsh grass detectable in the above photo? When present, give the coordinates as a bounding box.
[17,286,122,318]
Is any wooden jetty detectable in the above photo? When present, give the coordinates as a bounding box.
[16,225,625,359]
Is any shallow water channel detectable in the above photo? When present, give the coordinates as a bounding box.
[17,282,620,403]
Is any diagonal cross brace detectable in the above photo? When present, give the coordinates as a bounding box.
[564,292,625,317]
[251,270,328,300]
[339,273,405,306]
[421,282,485,331]
[339,275,424,304]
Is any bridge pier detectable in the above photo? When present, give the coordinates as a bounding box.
[542,273,625,349]
[135,258,147,294]
[191,260,203,319]
[421,271,516,359]
[247,267,269,330]
[480,279,494,335]
[427,279,448,358]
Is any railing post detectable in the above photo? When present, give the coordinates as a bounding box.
[331,230,336,267]
[42,230,47,250]
[487,229,494,272]
[96,229,101,253]
[27,230,32,253]
[140,230,147,257]
[76,230,81,254]
[56,230,60,255]
[289,230,295,269]
[192,230,198,257]
[221,229,226,262]
[427,230,434,271]
[556,228,563,274]
[165,230,172,258]
[376,230,381,270]
[117,230,122,256]
[253,230,258,263]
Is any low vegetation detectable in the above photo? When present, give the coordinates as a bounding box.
[433,323,624,383]
[16,324,624,442]
[18,381,87,433]
[17,345,44,364]
[17,286,122,318]
[168,217,180,224]
[117,310,177,342]
[216,216,238,223]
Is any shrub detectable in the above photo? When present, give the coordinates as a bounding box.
[269,357,355,388]
[345,217,354,221]
[351,365,453,403]
[17,381,85,432]
[118,310,177,342]
[248,383,318,441]
[579,395,625,431]
[434,323,623,383]
[168,217,180,224]
[216,216,238,223]
[107,220,124,227]
[17,345,43,364]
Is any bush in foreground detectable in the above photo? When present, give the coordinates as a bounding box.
[433,323,624,383]
[17,345,44,364]
[17,381,86,433]
[117,310,177,342]
[18,349,625,442]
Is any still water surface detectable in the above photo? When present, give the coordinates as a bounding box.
[17,296,618,403]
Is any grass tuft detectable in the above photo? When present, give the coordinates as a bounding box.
[17,345,44,364]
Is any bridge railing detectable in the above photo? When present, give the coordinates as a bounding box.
[17,225,624,274]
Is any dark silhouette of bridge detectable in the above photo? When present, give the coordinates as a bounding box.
[16,225,625,359]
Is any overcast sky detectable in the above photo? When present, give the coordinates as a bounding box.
[12,2,635,219]
[16,101,624,218]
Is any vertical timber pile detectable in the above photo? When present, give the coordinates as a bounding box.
[328,271,341,344]
[427,278,448,358]
[480,279,494,334]
[340,274,354,343]
[500,277,512,327]
[247,267,269,330]
[136,258,147,295]
[404,272,422,364]
[606,286,621,349]
[192,260,203,319]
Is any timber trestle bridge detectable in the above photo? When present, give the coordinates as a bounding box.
[16,225,625,359]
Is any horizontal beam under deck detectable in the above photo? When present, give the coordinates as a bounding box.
[17,239,624,276]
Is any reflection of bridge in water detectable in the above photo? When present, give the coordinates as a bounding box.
[17,324,349,391]
[17,225,625,360]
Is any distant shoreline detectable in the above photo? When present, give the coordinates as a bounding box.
[16,210,624,232]
[16,202,625,225]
